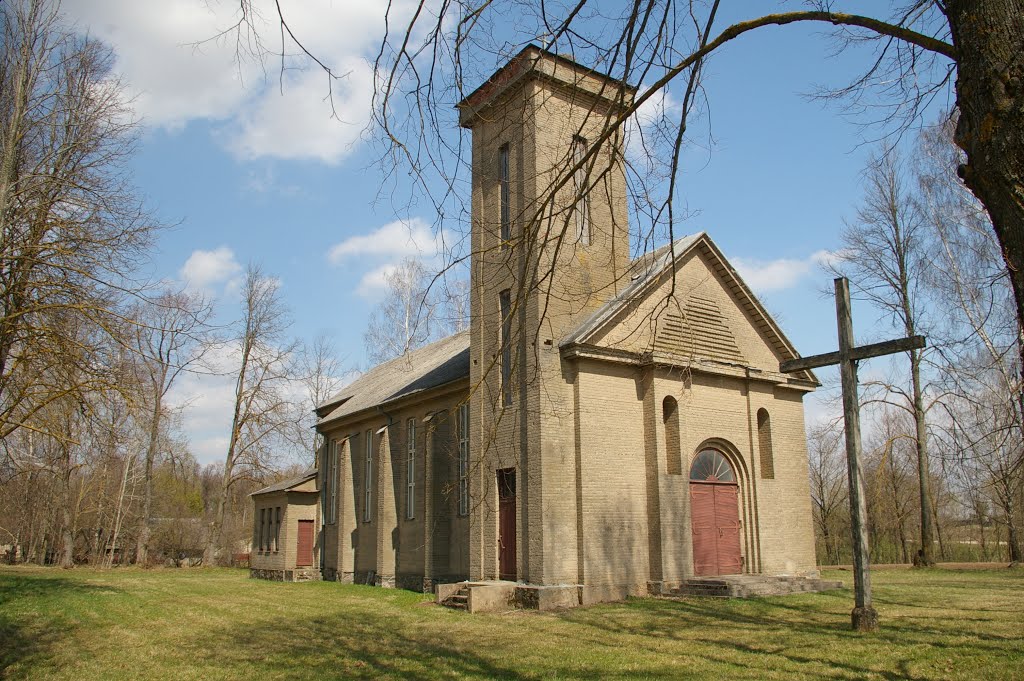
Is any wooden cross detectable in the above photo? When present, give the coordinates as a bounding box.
[781,277,925,632]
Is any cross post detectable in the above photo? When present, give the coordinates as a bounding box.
[780,277,925,632]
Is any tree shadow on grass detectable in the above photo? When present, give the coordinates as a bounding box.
[199,611,525,679]
[562,593,1022,678]
[0,572,118,677]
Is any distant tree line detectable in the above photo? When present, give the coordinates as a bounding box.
[0,0,344,568]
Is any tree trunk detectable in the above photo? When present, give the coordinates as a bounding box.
[59,447,74,568]
[948,1,1024,380]
[136,391,163,566]
[91,459,109,565]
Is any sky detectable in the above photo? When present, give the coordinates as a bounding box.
[57,0,954,466]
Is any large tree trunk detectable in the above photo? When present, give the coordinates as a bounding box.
[59,444,74,568]
[948,1,1024,378]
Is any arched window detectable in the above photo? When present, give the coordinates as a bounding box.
[757,409,775,479]
[663,396,682,474]
[689,449,736,483]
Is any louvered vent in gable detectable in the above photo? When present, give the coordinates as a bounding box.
[654,296,746,364]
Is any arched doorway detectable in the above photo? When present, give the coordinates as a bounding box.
[690,449,742,576]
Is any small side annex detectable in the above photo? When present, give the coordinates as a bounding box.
[250,470,320,582]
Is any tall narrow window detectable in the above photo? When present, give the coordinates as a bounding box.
[406,418,417,520]
[499,289,512,407]
[499,143,510,246]
[458,403,469,516]
[663,396,682,475]
[364,430,373,522]
[274,507,281,551]
[328,439,339,524]
[572,135,590,245]
[258,508,265,551]
[757,409,775,479]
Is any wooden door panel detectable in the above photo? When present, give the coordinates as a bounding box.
[690,483,718,576]
[296,519,314,567]
[713,485,742,574]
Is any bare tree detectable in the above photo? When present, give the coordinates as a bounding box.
[132,291,213,566]
[807,423,848,565]
[0,0,158,442]
[204,265,299,565]
[829,150,938,565]
[363,257,443,365]
[295,333,344,467]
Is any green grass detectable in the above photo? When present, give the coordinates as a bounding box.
[1,566,1022,680]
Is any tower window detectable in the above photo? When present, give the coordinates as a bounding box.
[499,289,512,407]
[572,135,590,246]
[499,143,510,247]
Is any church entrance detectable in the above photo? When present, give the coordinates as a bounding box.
[497,468,517,580]
[689,449,742,576]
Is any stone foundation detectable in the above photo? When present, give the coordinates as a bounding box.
[250,567,321,582]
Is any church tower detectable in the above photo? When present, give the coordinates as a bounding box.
[457,46,635,584]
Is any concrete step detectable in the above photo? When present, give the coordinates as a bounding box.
[671,576,844,599]
[442,589,469,610]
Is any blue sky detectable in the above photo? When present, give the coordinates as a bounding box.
[60,1,952,465]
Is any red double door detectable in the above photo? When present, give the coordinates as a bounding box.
[690,482,742,576]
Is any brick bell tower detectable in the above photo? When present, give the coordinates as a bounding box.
[457,46,635,585]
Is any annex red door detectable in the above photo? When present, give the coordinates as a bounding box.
[690,450,742,576]
[296,519,314,567]
[497,468,517,581]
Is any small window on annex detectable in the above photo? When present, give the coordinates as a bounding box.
[757,409,775,479]
[274,507,281,551]
[499,143,511,247]
[663,396,682,475]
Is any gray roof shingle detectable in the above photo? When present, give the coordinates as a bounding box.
[251,469,318,496]
[317,330,470,427]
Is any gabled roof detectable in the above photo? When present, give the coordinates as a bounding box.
[317,331,470,428]
[251,469,318,496]
[562,232,703,347]
[561,232,817,383]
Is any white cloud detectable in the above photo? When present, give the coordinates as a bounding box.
[180,246,242,291]
[327,218,442,262]
[61,0,407,163]
[732,249,840,293]
[225,58,374,164]
[356,263,399,299]
[328,217,451,300]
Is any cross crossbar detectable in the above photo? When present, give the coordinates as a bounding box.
[780,335,926,373]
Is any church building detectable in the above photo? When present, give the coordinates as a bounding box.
[250,46,822,607]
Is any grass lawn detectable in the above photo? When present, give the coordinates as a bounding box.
[1,566,1021,680]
